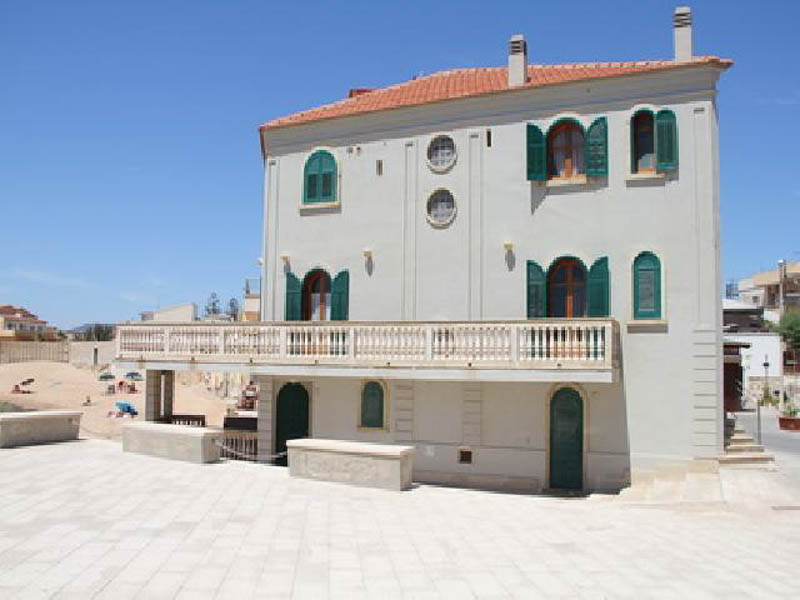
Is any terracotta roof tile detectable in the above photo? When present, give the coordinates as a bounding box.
[261,57,731,131]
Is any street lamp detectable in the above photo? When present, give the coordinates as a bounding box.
[760,356,768,445]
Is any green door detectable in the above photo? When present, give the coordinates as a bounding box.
[549,387,583,490]
[275,383,309,466]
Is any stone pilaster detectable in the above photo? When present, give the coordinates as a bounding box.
[145,370,162,422]
[462,383,482,446]
[162,371,175,420]
[255,376,274,462]
[393,382,414,442]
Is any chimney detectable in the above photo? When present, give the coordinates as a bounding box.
[673,6,693,61]
[508,34,527,87]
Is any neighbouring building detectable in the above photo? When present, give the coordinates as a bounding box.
[737,261,800,323]
[0,305,58,340]
[117,7,732,492]
[242,278,261,322]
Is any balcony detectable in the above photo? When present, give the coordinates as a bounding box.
[116,319,620,383]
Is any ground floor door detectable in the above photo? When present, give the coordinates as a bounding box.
[549,387,583,490]
[275,383,309,466]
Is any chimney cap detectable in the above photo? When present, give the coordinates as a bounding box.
[674,5,692,26]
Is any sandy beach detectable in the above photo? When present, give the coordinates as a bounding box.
[0,361,228,440]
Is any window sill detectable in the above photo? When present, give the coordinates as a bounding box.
[299,201,341,214]
[545,176,588,188]
[627,320,668,333]
[625,172,667,186]
[358,426,388,432]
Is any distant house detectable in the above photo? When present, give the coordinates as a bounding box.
[140,303,198,322]
[737,261,800,323]
[0,305,58,340]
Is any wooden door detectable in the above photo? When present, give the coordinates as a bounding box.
[275,383,309,466]
[549,387,583,490]
[549,259,587,318]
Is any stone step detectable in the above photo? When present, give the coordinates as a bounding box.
[719,452,775,466]
[724,443,765,453]
[730,433,755,443]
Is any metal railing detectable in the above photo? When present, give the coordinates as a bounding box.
[117,319,618,371]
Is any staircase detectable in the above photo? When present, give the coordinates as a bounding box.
[719,427,775,467]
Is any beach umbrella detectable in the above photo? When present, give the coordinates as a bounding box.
[125,371,143,381]
[99,372,115,381]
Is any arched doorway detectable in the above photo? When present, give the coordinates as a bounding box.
[548,258,587,318]
[549,387,583,490]
[302,269,331,321]
[275,383,309,466]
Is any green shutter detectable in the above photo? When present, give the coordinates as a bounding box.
[303,150,337,203]
[655,110,678,172]
[633,252,661,319]
[526,260,547,318]
[285,272,302,321]
[361,381,384,428]
[587,257,609,317]
[526,124,546,181]
[330,270,349,321]
[585,117,608,177]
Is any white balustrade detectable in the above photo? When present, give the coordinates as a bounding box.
[117,320,617,371]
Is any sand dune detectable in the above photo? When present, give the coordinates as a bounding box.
[0,361,229,440]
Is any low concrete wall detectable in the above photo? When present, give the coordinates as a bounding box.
[0,411,82,448]
[69,341,116,368]
[0,341,69,364]
[122,422,222,463]
[287,438,414,491]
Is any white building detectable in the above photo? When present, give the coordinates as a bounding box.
[117,7,732,492]
[140,302,197,323]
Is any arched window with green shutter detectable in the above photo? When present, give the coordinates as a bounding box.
[303,150,337,204]
[585,117,608,177]
[360,381,385,429]
[526,124,546,181]
[587,257,609,317]
[527,260,547,318]
[330,270,349,321]
[633,252,662,319]
[655,110,678,172]
[285,272,302,321]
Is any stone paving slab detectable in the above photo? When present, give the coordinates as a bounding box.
[0,440,799,599]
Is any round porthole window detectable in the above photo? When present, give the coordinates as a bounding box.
[427,135,457,172]
[426,189,457,227]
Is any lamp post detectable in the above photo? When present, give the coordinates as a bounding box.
[760,356,768,445]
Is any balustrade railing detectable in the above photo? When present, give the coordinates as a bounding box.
[117,320,618,371]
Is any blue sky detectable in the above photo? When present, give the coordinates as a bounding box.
[1,0,798,328]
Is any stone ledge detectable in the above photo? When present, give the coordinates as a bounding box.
[122,422,222,463]
[0,411,82,448]
[287,438,414,490]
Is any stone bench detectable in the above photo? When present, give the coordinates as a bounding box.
[287,438,414,491]
[0,411,82,448]
[122,422,222,464]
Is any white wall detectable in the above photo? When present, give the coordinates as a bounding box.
[725,333,783,382]
[146,303,197,322]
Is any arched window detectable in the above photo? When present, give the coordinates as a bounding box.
[303,150,337,204]
[633,252,662,319]
[547,121,584,180]
[548,258,587,318]
[302,269,331,321]
[631,110,655,173]
[360,381,385,429]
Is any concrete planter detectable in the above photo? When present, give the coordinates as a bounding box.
[778,416,800,431]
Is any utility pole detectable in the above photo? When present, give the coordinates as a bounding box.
[778,259,787,412]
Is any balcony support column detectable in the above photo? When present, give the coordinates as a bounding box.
[162,370,174,421]
[255,375,274,463]
[145,370,163,422]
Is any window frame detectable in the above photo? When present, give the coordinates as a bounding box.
[359,380,388,430]
[303,149,338,205]
[546,118,586,181]
[426,188,457,228]
[632,251,662,320]
[426,134,457,173]
[630,109,656,175]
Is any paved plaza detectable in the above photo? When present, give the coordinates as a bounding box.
[1,439,799,600]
